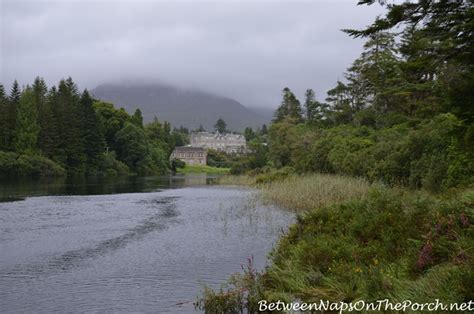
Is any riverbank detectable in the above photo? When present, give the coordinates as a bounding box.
[177,164,229,175]
[197,173,474,312]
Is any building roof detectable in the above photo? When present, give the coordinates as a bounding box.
[173,146,207,152]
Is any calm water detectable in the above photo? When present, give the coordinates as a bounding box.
[0,175,294,313]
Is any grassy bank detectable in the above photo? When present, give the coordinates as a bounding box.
[219,172,372,211]
[198,174,474,312]
[177,164,229,175]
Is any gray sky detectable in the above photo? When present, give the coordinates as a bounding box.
[0,0,385,109]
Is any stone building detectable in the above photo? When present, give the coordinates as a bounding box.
[170,146,207,165]
[190,132,247,154]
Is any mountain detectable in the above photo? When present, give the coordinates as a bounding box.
[91,82,266,131]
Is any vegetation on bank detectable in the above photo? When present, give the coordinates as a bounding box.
[0,78,189,178]
[197,181,473,312]
[177,164,230,175]
[220,172,371,212]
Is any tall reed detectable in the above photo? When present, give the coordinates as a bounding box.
[260,174,371,211]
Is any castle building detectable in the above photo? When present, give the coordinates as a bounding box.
[170,146,207,165]
[190,132,247,154]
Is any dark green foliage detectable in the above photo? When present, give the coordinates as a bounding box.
[14,86,40,154]
[54,78,86,175]
[214,118,227,133]
[170,158,185,173]
[345,0,474,122]
[273,87,303,123]
[115,121,169,175]
[131,108,144,128]
[0,151,65,178]
[94,101,130,153]
[34,78,57,159]
[243,127,256,142]
[115,122,151,173]
[0,81,20,151]
[304,88,327,124]
[264,113,473,191]
[1,77,177,177]
[80,90,106,173]
[206,149,234,168]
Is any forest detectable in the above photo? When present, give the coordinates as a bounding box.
[0,77,189,178]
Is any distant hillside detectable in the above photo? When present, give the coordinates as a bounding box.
[91,82,266,131]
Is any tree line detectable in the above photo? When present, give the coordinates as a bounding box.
[0,77,188,177]
[234,0,473,192]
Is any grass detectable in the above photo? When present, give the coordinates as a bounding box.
[219,172,372,212]
[260,174,372,212]
[177,164,230,174]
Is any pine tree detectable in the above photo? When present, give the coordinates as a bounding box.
[14,86,40,154]
[214,118,227,134]
[325,81,353,124]
[3,81,21,151]
[80,90,106,173]
[0,84,7,151]
[304,89,316,121]
[304,89,328,124]
[273,87,303,123]
[131,108,144,128]
[56,78,86,175]
[31,77,56,157]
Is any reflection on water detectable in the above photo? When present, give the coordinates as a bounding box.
[0,182,294,312]
[0,174,218,201]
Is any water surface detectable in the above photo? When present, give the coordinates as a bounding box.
[0,176,293,312]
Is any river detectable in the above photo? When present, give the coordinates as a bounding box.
[0,174,294,313]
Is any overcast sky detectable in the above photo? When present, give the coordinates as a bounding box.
[0,0,386,109]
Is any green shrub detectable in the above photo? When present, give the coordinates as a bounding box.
[0,151,65,178]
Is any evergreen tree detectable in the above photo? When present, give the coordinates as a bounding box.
[273,87,303,123]
[56,78,86,174]
[131,108,144,128]
[304,89,328,124]
[345,0,474,121]
[80,90,106,172]
[345,32,400,113]
[3,81,21,151]
[244,127,256,141]
[325,81,353,124]
[0,84,7,151]
[14,86,40,154]
[214,118,227,133]
[32,77,57,157]
[44,86,62,159]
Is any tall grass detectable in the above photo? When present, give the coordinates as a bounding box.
[261,174,372,211]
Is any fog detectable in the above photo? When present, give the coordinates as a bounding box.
[1,0,386,108]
